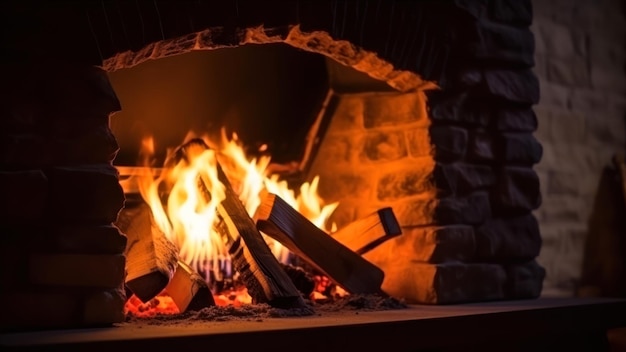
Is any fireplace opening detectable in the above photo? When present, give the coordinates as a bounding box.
[104,28,423,316]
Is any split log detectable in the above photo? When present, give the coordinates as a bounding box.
[331,207,402,255]
[165,260,215,312]
[175,139,306,308]
[116,203,179,302]
[255,192,385,294]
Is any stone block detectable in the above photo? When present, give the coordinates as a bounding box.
[488,0,532,25]
[29,254,126,288]
[484,69,540,104]
[503,260,545,299]
[585,112,626,147]
[546,56,590,86]
[428,92,490,126]
[51,124,120,165]
[468,20,535,66]
[570,87,608,113]
[363,225,476,264]
[547,170,579,196]
[405,127,431,158]
[82,288,126,326]
[428,125,469,161]
[548,108,586,143]
[48,225,128,254]
[495,133,543,165]
[44,164,125,223]
[535,195,584,223]
[589,34,626,69]
[378,261,506,304]
[377,161,435,201]
[492,167,541,214]
[537,19,584,59]
[327,94,364,131]
[538,78,570,109]
[317,169,376,202]
[363,92,427,128]
[1,224,127,255]
[468,129,495,162]
[494,107,538,132]
[475,214,542,262]
[591,66,626,93]
[360,131,408,162]
[0,290,79,330]
[434,162,495,196]
[435,192,491,225]
[311,133,354,167]
[0,170,47,222]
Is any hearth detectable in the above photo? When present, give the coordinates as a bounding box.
[1,0,547,331]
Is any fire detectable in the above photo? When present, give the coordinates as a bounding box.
[127,130,338,288]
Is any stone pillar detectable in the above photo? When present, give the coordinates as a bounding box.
[0,61,127,329]
[310,0,545,304]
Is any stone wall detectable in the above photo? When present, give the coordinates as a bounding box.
[0,62,127,330]
[531,0,626,296]
[310,1,547,304]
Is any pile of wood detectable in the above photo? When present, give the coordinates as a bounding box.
[118,139,402,311]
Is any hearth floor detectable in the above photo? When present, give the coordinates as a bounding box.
[1,298,625,352]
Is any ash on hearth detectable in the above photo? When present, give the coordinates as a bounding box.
[122,294,406,326]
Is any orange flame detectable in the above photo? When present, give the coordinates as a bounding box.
[127,130,338,285]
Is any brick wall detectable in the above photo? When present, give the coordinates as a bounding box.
[531,0,626,295]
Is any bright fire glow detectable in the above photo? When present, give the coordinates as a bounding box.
[128,130,339,285]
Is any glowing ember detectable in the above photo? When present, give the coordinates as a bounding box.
[125,129,338,304]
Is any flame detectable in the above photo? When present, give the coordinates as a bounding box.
[128,129,338,286]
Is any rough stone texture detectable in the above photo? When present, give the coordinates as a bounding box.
[392,192,491,227]
[492,166,541,214]
[434,162,495,196]
[28,254,126,288]
[377,261,506,304]
[0,62,127,329]
[427,126,469,161]
[0,170,47,223]
[494,107,538,132]
[475,214,542,262]
[363,225,476,264]
[428,92,490,126]
[44,164,125,223]
[531,0,626,296]
[503,260,546,299]
[495,133,543,165]
[363,92,428,128]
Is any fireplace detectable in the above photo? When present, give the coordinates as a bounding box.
[0,0,549,330]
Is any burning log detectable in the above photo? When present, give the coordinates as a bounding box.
[255,192,385,294]
[165,260,215,312]
[331,207,402,255]
[116,203,179,302]
[175,139,306,308]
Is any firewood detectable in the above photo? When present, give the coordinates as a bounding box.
[331,207,402,255]
[117,203,179,302]
[255,192,385,294]
[165,260,215,312]
[175,139,306,308]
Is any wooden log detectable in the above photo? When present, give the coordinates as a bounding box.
[116,203,179,302]
[175,139,306,308]
[330,207,402,255]
[165,260,215,312]
[255,192,385,294]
